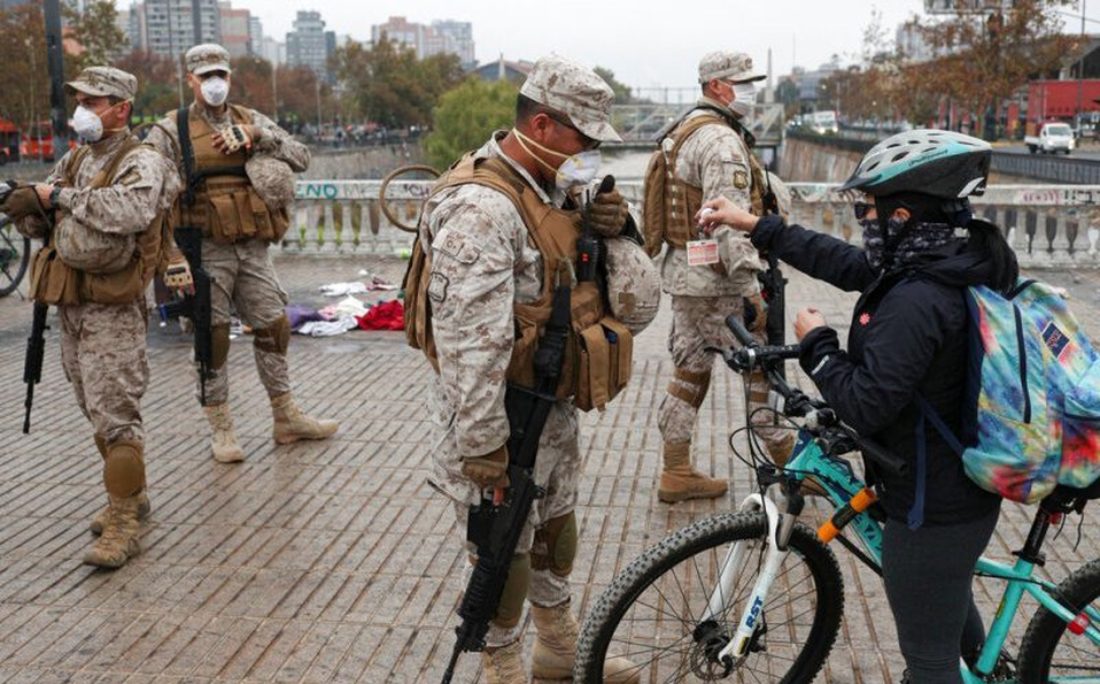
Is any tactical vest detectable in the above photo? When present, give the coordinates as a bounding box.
[643,112,768,258]
[173,104,289,244]
[403,154,633,412]
[29,137,171,307]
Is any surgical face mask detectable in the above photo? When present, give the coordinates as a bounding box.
[730,82,757,118]
[200,76,230,106]
[72,105,104,142]
[513,128,602,191]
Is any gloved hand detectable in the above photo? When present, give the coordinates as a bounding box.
[1,185,48,221]
[163,256,194,295]
[588,188,629,238]
[212,124,254,154]
[743,291,767,335]
[462,445,509,490]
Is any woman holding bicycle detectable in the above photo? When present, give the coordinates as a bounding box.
[697,130,1018,683]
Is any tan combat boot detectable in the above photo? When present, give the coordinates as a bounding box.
[204,403,245,463]
[270,392,338,445]
[531,601,639,683]
[658,442,728,503]
[481,637,527,684]
[83,494,143,569]
[89,436,150,535]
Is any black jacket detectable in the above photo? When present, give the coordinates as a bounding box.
[751,215,1001,525]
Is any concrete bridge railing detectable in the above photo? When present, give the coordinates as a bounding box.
[286,179,1100,269]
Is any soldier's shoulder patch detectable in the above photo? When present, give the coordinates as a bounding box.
[428,272,449,304]
[733,169,749,189]
[434,229,481,264]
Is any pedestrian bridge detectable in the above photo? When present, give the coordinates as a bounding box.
[286,179,1100,269]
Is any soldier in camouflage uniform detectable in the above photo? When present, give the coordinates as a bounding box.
[655,51,795,503]
[7,67,189,568]
[146,44,337,463]
[416,56,642,683]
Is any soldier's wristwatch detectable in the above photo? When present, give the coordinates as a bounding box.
[48,185,62,208]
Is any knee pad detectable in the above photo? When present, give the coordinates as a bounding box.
[211,322,231,370]
[253,314,290,355]
[490,553,531,629]
[531,512,578,578]
[103,440,145,498]
[667,367,712,409]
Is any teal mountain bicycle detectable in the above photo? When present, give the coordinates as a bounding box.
[575,315,1100,683]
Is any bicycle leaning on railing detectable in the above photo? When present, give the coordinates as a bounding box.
[575,315,1100,683]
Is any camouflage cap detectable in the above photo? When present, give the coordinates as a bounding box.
[186,43,232,75]
[698,51,765,84]
[64,66,137,100]
[519,55,621,143]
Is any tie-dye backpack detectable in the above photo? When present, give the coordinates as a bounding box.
[918,279,1100,513]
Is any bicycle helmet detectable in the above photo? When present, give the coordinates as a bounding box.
[839,129,992,199]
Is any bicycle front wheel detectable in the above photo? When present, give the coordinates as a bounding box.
[1017,558,1100,683]
[576,511,845,683]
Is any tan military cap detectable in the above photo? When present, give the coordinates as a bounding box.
[64,66,137,100]
[519,55,621,143]
[186,43,232,75]
[698,51,765,84]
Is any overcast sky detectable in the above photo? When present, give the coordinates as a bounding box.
[188,0,936,88]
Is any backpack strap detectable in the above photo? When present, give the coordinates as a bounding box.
[909,393,966,530]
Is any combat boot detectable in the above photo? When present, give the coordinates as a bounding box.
[204,402,245,463]
[658,442,728,503]
[89,436,150,535]
[481,637,527,684]
[270,392,338,444]
[531,600,639,683]
[83,494,142,569]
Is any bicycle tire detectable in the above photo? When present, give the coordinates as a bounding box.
[575,511,845,683]
[0,221,29,298]
[1017,558,1100,683]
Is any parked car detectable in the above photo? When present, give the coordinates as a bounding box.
[1025,122,1075,155]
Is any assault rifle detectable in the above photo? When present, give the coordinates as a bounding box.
[23,301,48,434]
[441,263,572,683]
[166,227,215,403]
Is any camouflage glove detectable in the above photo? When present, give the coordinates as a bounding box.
[462,445,510,490]
[588,188,629,238]
[743,291,768,335]
[163,255,194,295]
[1,185,48,221]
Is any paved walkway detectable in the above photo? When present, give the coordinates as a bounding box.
[0,254,1097,683]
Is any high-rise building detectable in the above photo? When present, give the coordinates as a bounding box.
[261,36,286,66]
[131,0,221,58]
[217,0,250,57]
[286,10,328,76]
[372,16,475,68]
[248,16,263,56]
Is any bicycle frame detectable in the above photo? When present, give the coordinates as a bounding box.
[710,426,1100,681]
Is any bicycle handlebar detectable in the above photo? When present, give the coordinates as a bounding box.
[722,313,910,479]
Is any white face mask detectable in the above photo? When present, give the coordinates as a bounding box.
[730,82,757,118]
[513,128,602,191]
[200,76,230,106]
[72,105,104,142]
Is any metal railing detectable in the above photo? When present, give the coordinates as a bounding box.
[286,179,1100,268]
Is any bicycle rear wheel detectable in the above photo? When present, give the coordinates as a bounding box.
[1017,558,1100,683]
[0,218,29,297]
[576,511,844,683]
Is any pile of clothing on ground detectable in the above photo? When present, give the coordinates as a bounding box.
[287,273,405,337]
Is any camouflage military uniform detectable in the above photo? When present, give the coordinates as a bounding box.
[14,66,183,569]
[657,53,792,503]
[144,43,336,462]
[425,133,585,646]
[146,101,308,406]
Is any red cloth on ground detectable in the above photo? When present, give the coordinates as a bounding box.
[356,299,405,331]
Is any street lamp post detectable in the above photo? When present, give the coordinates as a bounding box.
[1077,0,1087,137]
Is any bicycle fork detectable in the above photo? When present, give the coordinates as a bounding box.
[699,491,798,665]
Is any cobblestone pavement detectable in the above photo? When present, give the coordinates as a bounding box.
[0,253,1098,683]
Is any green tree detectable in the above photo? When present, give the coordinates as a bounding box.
[0,3,50,130]
[423,77,517,169]
[333,37,464,128]
[594,66,634,104]
[65,0,127,72]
